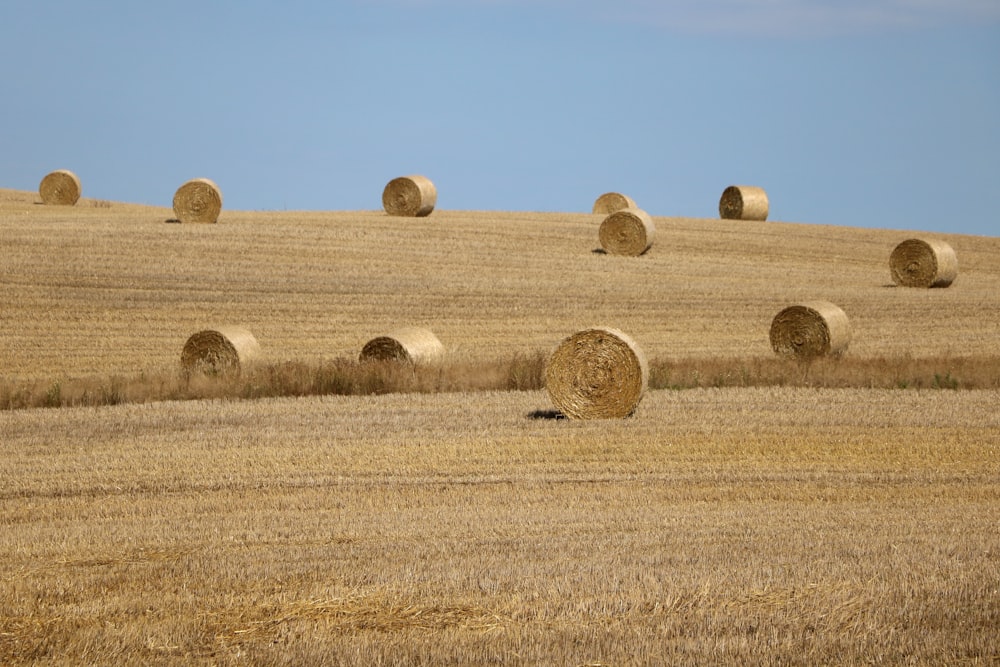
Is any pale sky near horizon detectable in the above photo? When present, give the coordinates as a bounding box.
[1,1,998,236]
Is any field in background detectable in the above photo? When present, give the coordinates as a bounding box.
[2,187,999,663]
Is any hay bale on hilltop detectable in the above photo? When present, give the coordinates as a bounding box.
[180,327,260,376]
[39,170,82,205]
[545,327,648,419]
[769,301,851,360]
[360,327,444,364]
[382,175,437,217]
[889,238,958,288]
[599,208,656,256]
[719,185,769,221]
[592,192,637,215]
[173,178,223,223]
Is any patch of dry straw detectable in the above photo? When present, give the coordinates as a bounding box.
[769,301,851,359]
[592,192,637,215]
[719,185,769,221]
[359,327,444,364]
[599,207,656,256]
[38,170,81,205]
[545,327,648,419]
[382,175,437,217]
[180,327,260,376]
[173,178,223,223]
[889,238,958,288]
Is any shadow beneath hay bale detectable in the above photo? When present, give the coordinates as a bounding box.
[591,248,608,255]
[527,409,566,421]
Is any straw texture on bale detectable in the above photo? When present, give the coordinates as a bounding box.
[545,327,648,419]
[599,207,656,256]
[769,301,851,359]
[382,175,437,217]
[180,327,260,375]
[889,238,958,288]
[173,178,223,223]
[719,185,769,221]
[38,170,81,205]
[360,327,444,364]
[592,192,637,215]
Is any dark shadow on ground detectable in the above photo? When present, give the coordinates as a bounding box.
[527,409,566,420]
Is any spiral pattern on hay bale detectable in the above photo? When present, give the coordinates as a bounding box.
[719,185,769,221]
[180,327,260,376]
[360,327,444,364]
[39,170,82,205]
[769,301,851,359]
[592,192,637,215]
[382,175,437,217]
[545,327,648,419]
[173,178,223,223]
[599,208,656,256]
[889,238,958,288]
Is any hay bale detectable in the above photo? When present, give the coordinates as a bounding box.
[769,301,851,359]
[599,208,656,256]
[382,175,436,217]
[545,327,648,419]
[180,327,260,375]
[38,170,81,205]
[360,327,444,364]
[592,192,637,215]
[889,238,958,288]
[173,178,223,223]
[719,185,769,221]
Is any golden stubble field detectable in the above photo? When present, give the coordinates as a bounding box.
[1,187,999,664]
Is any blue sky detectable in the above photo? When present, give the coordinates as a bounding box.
[1,1,998,235]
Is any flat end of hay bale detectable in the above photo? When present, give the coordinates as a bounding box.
[360,327,444,364]
[180,326,259,376]
[769,301,851,360]
[39,170,82,205]
[382,175,437,217]
[598,208,656,256]
[719,185,769,221]
[173,178,223,223]
[544,327,648,419]
[592,192,637,215]
[890,238,958,288]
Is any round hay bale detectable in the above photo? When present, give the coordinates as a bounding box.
[359,327,444,364]
[769,301,851,359]
[599,207,656,256]
[38,170,82,205]
[545,327,648,419]
[592,192,637,215]
[180,326,260,376]
[382,175,437,217]
[173,178,223,223]
[719,185,769,221]
[889,238,958,288]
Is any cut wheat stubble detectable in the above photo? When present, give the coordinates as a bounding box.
[592,192,637,215]
[719,185,769,221]
[769,301,851,360]
[889,238,958,288]
[599,208,656,256]
[173,178,223,223]
[359,327,445,364]
[382,175,437,217]
[180,327,260,376]
[38,170,82,206]
[544,327,648,419]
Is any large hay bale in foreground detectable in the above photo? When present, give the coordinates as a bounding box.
[38,170,82,205]
[545,327,648,419]
[382,175,437,217]
[719,185,769,221]
[180,327,260,375]
[592,192,637,215]
[769,301,851,359]
[889,238,958,288]
[360,327,444,364]
[173,178,223,223]
[599,208,656,256]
